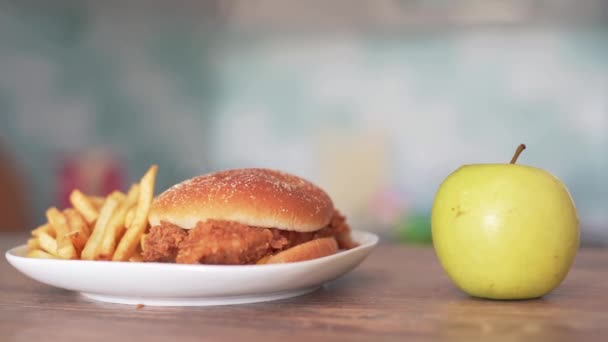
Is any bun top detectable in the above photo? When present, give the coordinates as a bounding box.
[149,168,335,232]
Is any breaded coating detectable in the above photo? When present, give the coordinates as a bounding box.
[143,210,357,264]
[142,224,187,262]
[176,220,274,264]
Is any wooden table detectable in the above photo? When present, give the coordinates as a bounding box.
[1,234,607,341]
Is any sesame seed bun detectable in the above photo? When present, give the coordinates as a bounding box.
[148,168,335,232]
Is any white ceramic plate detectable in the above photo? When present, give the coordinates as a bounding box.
[5,230,378,306]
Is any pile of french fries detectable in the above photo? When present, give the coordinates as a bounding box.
[26,165,157,262]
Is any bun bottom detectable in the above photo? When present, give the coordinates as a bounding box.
[258,237,339,264]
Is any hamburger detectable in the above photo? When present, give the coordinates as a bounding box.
[143,168,357,265]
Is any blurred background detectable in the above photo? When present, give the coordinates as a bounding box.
[0,0,606,246]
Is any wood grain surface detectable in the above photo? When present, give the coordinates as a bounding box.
[1,234,607,341]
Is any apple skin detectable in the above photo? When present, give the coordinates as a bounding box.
[431,164,579,300]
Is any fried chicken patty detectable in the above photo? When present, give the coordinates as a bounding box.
[142,210,356,264]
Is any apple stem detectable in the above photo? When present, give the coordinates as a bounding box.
[510,144,527,164]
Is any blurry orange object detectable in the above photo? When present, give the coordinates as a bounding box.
[58,149,125,208]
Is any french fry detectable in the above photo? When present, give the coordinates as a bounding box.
[46,208,77,259]
[64,208,90,255]
[140,233,148,252]
[69,190,99,224]
[26,249,57,259]
[81,191,124,260]
[89,196,106,209]
[124,208,135,229]
[27,238,40,251]
[31,223,55,238]
[113,165,157,261]
[37,231,58,256]
[98,184,140,260]
[25,164,160,262]
[129,251,143,262]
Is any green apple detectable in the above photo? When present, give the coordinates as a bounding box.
[432,144,579,300]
